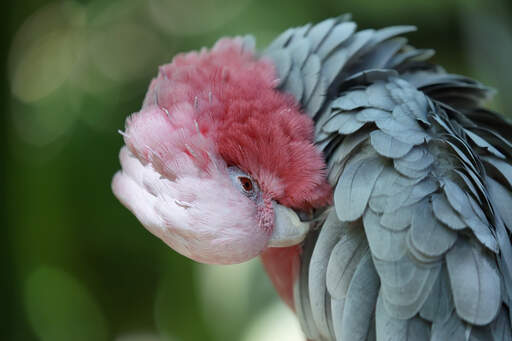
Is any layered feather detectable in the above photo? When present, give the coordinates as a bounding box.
[265,14,512,340]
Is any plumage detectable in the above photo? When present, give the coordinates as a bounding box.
[356,108,391,122]
[370,130,413,158]
[394,146,435,170]
[266,49,292,86]
[329,129,370,165]
[363,209,407,261]
[335,154,386,221]
[386,48,435,69]
[308,210,344,339]
[283,64,305,103]
[383,177,437,213]
[295,230,323,340]
[112,14,512,341]
[316,20,356,58]
[326,226,368,299]
[430,311,469,341]
[491,308,512,340]
[303,54,322,103]
[446,239,501,325]
[374,255,441,318]
[330,297,346,341]
[380,203,417,231]
[487,177,512,230]
[409,200,457,259]
[340,252,379,341]
[484,156,512,189]
[419,266,453,323]
[376,293,431,341]
[306,17,338,51]
[464,129,506,159]
[431,193,467,230]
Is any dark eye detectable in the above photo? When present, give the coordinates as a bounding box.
[238,176,254,192]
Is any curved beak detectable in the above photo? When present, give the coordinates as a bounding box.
[268,202,311,247]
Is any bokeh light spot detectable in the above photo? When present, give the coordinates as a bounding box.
[242,301,305,341]
[115,332,167,341]
[24,266,109,341]
[148,0,252,36]
[10,29,82,103]
[196,259,257,337]
[8,2,86,103]
[90,23,167,82]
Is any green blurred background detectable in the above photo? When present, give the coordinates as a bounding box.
[3,0,512,340]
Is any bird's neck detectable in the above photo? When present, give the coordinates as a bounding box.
[260,245,302,310]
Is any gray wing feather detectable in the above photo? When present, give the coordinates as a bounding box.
[283,65,304,103]
[394,146,434,170]
[484,156,512,189]
[241,34,256,52]
[365,82,399,111]
[376,293,431,341]
[268,15,512,340]
[317,22,357,57]
[357,108,392,122]
[326,226,369,299]
[370,130,413,158]
[363,209,407,261]
[306,76,328,116]
[323,112,365,135]
[374,255,441,319]
[453,169,483,205]
[322,29,374,85]
[409,200,457,259]
[491,307,512,340]
[419,266,454,323]
[406,317,431,341]
[494,216,512,306]
[306,17,338,51]
[330,298,346,341]
[387,48,435,68]
[340,252,379,341]
[382,177,437,213]
[334,153,386,221]
[266,49,292,86]
[431,311,469,341]
[464,129,506,159]
[303,55,322,103]
[380,203,417,231]
[331,88,373,111]
[308,211,345,339]
[443,179,498,252]
[363,26,417,50]
[330,129,370,163]
[290,38,312,69]
[265,27,294,51]
[375,292,408,340]
[353,38,408,72]
[446,239,501,325]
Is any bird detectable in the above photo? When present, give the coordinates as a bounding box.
[112,14,512,340]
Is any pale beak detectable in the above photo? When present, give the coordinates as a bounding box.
[268,202,311,247]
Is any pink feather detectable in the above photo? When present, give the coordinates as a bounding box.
[127,37,331,211]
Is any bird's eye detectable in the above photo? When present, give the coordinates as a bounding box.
[238,176,254,192]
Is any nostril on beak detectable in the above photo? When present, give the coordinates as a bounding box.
[297,210,314,222]
[297,207,330,223]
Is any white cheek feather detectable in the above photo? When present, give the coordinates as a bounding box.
[112,170,165,237]
[113,145,271,264]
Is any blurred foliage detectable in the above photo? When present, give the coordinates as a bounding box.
[3,0,512,340]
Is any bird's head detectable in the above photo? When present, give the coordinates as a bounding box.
[112,38,332,264]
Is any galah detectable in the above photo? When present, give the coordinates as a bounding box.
[112,14,512,340]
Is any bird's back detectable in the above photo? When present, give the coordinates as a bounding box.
[264,14,512,341]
